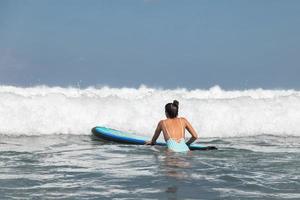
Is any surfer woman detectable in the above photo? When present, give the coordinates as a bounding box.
[145,100,198,152]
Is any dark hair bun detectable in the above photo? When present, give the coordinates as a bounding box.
[165,100,179,118]
[172,100,179,107]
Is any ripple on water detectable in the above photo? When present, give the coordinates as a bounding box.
[0,135,299,199]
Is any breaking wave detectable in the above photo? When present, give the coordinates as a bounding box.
[1,85,300,137]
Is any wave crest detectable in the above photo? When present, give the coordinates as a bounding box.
[1,85,300,137]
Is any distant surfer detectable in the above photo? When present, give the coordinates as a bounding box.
[145,100,198,152]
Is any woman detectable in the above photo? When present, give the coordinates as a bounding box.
[145,100,198,152]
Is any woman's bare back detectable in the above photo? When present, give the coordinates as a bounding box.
[162,118,185,141]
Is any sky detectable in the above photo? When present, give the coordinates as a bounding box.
[0,0,300,89]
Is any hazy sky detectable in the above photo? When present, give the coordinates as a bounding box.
[0,0,300,89]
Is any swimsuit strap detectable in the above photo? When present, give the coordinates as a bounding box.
[163,120,171,138]
[179,118,184,138]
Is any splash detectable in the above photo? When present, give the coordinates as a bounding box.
[1,85,300,137]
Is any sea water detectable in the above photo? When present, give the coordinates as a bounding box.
[0,85,300,199]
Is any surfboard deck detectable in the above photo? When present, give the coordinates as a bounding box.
[92,126,217,151]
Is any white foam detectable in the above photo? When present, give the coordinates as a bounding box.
[1,85,300,137]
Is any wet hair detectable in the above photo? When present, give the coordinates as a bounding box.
[165,100,179,118]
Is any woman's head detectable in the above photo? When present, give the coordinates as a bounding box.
[165,100,179,118]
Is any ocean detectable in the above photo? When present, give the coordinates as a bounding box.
[0,85,300,199]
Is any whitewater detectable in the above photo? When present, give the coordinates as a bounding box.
[0,85,300,137]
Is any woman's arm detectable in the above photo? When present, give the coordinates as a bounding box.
[183,118,199,145]
[145,121,163,145]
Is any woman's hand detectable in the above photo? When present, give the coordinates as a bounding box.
[145,121,162,146]
[145,141,154,145]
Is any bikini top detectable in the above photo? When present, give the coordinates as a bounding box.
[163,118,185,142]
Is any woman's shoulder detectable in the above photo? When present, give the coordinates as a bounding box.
[179,117,187,121]
[158,119,165,126]
[179,117,189,125]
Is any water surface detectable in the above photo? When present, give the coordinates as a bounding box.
[0,135,299,199]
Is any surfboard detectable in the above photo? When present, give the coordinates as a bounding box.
[92,126,217,151]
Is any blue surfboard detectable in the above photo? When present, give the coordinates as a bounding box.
[92,126,217,151]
